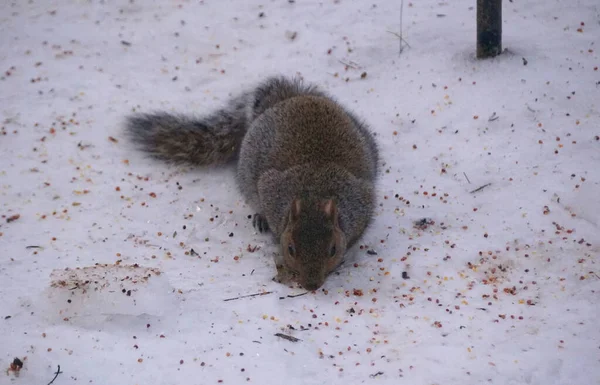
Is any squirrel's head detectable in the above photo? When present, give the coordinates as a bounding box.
[280,198,346,291]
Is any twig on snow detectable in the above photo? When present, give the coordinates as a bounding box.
[279,292,308,300]
[223,291,273,302]
[470,183,491,194]
[488,112,499,121]
[338,60,357,69]
[274,333,301,343]
[463,172,472,184]
[387,31,411,50]
[399,0,406,54]
[47,365,62,385]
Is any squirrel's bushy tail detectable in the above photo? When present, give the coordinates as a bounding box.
[125,93,250,166]
[125,76,324,166]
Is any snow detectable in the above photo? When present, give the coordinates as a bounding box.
[1,0,599,384]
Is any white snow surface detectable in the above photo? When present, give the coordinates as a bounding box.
[1,0,599,384]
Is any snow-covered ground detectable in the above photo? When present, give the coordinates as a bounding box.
[1,0,599,384]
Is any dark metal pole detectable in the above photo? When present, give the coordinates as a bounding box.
[477,0,502,58]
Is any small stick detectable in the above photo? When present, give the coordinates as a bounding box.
[386,31,412,49]
[463,172,472,184]
[338,60,357,69]
[399,0,404,54]
[279,292,308,300]
[286,292,308,298]
[223,291,273,302]
[26,245,42,249]
[488,112,499,121]
[470,183,491,194]
[47,365,62,385]
[274,333,301,342]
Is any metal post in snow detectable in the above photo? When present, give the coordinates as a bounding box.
[477,0,502,58]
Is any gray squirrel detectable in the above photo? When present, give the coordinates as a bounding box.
[125,76,379,290]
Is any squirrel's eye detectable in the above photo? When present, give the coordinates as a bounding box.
[329,245,337,257]
[288,243,295,257]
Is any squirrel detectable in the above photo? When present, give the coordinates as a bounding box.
[125,76,379,290]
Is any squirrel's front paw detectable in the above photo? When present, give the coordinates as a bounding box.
[273,264,294,285]
[252,213,270,233]
[272,275,284,284]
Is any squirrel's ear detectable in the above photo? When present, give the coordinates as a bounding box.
[322,199,338,221]
[290,199,302,221]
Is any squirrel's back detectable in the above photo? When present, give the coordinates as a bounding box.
[244,95,377,181]
[236,92,378,212]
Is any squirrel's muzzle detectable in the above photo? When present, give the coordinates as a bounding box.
[299,270,326,291]
[301,281,323,291]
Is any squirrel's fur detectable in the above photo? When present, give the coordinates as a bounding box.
[125,76,379,290]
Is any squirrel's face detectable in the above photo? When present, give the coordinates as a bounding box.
[280,198,346,291]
